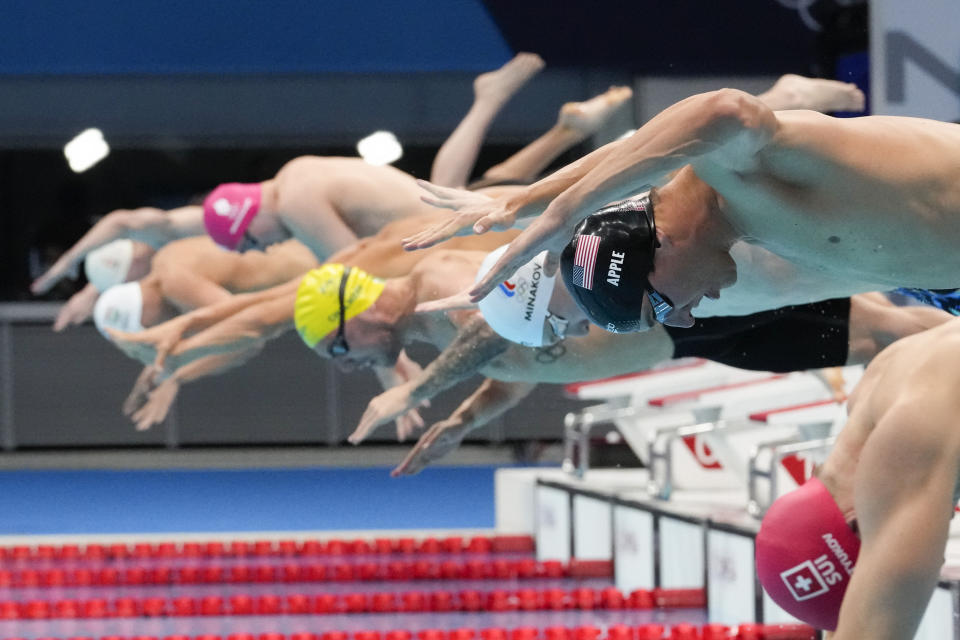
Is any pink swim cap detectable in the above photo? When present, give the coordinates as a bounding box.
[203,183,262,250]
[755,477,860,630]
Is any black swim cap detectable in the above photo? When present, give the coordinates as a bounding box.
[559,192,658,333]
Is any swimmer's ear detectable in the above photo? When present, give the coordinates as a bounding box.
[415,291,477,314]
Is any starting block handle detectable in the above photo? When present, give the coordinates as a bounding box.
[747,433,836,517]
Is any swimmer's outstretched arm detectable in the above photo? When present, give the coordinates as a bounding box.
[391,378,537,477]
[122,294,298,427]
[110,278,300,366]
[468,89,779,301]
[31,205,204,295]
[829,406,954,639]
[163,293,295,365]
[155,265,234,312]
[349,314,510,444]
[129,348,265,431]
[371,352,430,442]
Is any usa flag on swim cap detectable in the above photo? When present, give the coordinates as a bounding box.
[573,234,600,290]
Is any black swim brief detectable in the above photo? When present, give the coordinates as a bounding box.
[665,298,851,372]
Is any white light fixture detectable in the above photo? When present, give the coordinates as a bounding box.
[357,130,403,166]
[64,128,110,173]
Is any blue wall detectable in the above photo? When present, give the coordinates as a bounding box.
[0,0,511,75]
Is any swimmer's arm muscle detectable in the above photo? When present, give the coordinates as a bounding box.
[174,278,300,335]
[351,315,510,443]
[31,206,198,294]
[548,89,778,223]
[407,314,511,404]
[169,293,295,362]
[832,408,955,640]
[446,378,536,431]
[156,265,233,312]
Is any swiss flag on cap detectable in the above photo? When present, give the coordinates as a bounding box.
[755,478,860,631]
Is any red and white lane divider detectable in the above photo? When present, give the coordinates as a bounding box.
[0,559,612,590]
[0,622,817,640]
[0,588,706,620]
[0,537,534,565]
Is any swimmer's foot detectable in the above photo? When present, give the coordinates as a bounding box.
[764,74,865,112]
[558,86,634,139]
[473,52,545,109]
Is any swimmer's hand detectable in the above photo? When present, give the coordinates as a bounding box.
[53,285,100,332]
[32,259,80,296]
[131,377,180,431]
[108,315,191,368]
[123,365,162,417]
[350,381,427,444]
[414,291,476,314]
[391,416,470,477]
[813,367,848,403]
[467,215,564,302]
[402,181,517,250]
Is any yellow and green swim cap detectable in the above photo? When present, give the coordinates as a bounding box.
[294,264,385,348]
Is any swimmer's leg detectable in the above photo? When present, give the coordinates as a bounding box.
[846,293,951,364]
[472,86,633,188]
[757,74,865,112]
[430,53,544,189]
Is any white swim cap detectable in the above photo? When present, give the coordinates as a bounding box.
[92,282,144,338]
[84,240,135,292]
[476,245,557,347]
